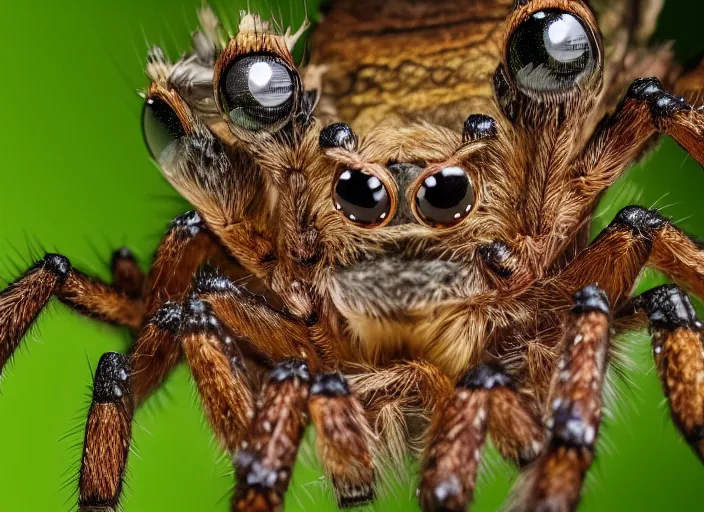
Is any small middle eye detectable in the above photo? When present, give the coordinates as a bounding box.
[334,169,391,226]
[219,54,295,131]
[508,9,596,94]
[415,166,475,227]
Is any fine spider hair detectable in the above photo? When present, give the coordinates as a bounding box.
[2,1,704,511]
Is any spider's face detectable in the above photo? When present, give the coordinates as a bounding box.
[139,3,604,325]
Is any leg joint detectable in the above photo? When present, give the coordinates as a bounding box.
[635,284,701,330]
[458,363,512,390]
[611,205,668,235]
[93,352,130,403]
[37,253,71,281]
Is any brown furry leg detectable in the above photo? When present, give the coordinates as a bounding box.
[634,285,704,462]
[0,254,144,371]
[234,360,311,512]
[128,302,184,406]
[192,267,319,364]
[556,205,704,308]
[309,372,376,508]
[510,286,610,512]
[418,363,543,512]
[78,353,132,512]
[180,296,255,453]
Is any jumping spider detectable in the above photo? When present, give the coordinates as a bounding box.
[1,0,704,511]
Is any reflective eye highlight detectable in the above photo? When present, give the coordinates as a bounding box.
[142,97,186,162]
[415,166,475,227]
[508,9,596,94]
[219,54,295,131]
[334,169,391,226]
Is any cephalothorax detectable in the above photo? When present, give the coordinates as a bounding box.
[2,0,704,511]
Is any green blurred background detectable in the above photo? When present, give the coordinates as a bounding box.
[0,1,703,510]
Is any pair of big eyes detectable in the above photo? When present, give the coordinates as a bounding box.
[143,54,295,161]
[508,9,597,94]
[334,167,475,228]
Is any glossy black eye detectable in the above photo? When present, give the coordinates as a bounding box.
[334,169,391,226]
[415,167,475,227]
[142,97,185,162]
[219,54,295,131]
[508,10,596,94]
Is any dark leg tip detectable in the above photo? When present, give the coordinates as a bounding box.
[458,363,512,390]
[478,240,513,278]
[319,122,358,151]
[612,205,666,233]
[462,114,497,143]
[337,486,374,508]
[40,253,71,280]
[637,285,700,330]
[151,301,183,333]
[268,359,311,384]
[93,352,130,403]
[110,247,136,267]
[571,285,610,316]
[310,372,350,397]
[169,210,204,239]
[420,480,465,512]
[627,77,664,101]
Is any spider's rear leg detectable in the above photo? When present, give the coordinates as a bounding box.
[509,285,610,512]
[308,373,376,508]
[234,359,311,512]
[633,285,704,462]
[78,352,132,512]
[419,364,544,512]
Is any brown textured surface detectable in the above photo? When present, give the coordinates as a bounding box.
[652,326,704,462]
[182,330,254,453]
[521,309,610,511]
[311,0,513,132]
[0,267,58,369]
[129,320,182,406]
[78,403,131,509]
[309,392,375,507]
[488,386,545,465]
[419,388,489,512]
[234,371,309,512]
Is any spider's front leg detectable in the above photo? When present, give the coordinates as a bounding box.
[418,363,545,512]
[510,286,610,512]
[188,269,376,509]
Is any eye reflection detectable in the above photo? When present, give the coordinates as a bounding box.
[219,54,295,131]
[334,169,391,226]
[415,166,475,227]
[142,97,186,162]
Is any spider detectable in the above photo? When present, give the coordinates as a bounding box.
[1,0,704,511]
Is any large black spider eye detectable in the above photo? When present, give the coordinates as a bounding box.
[508,10,596,94]
[142,97,186,162]
[219,54,295,131]
[334,169,391,226]
[415,167,475,227]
